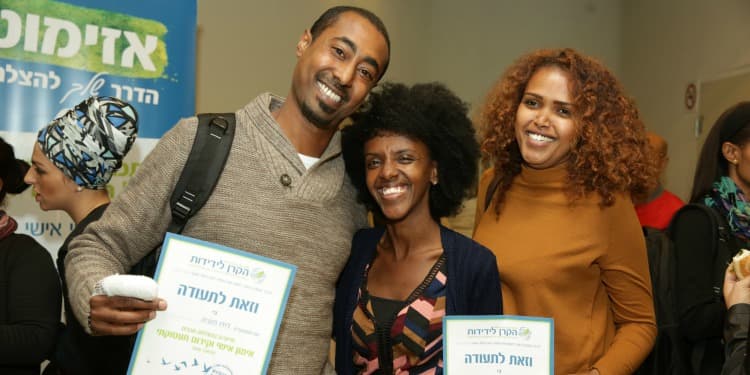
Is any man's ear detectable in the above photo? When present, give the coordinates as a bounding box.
[296,30,312,57]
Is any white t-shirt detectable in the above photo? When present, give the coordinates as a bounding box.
[298,153,320,170]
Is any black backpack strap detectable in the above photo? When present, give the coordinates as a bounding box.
[126,113,236,347]
[705,206,735,297]
[679,204,736,298]
[167,113,236,234]
[696,205,735,375]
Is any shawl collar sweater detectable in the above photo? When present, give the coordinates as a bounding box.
[66,93,368,374]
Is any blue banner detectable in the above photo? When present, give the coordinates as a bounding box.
[0,0,196,138]
[0,0,196,260]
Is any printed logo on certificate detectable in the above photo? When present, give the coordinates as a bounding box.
[128,233,296,375]
[443,315,554,375]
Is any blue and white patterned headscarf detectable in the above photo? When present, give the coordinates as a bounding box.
[37,96,138,189]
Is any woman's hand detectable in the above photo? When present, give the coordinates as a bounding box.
[723,265,750,308]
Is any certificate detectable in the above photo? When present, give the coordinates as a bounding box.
[127,233,296,375]
[443,315,554,375]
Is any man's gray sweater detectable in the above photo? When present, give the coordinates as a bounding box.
[65,93,367,373]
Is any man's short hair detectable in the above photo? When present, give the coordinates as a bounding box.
[309,6,391,79]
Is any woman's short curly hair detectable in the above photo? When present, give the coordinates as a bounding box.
[478,48,657,213]
[342,82,480,221]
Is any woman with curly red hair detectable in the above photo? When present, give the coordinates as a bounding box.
[473,48,657,375]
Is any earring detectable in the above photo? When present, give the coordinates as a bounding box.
[76,186,83,192]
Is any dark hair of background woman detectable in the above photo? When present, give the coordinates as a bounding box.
[0,137,30,203]
[690,101,750,203]
[342,82,480,221]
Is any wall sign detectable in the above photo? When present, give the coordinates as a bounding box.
[685,82,697,110]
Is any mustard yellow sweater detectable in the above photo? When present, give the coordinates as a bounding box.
[474,165,656,375]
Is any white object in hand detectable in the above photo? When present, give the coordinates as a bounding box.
[93,274,159,301]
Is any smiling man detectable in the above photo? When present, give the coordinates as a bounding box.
[63,6,390,374]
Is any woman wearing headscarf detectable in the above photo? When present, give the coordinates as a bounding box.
[0,137,61,375]
[25,96,139,375]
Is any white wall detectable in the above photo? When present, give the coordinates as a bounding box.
[195,0,623,113]
[195,0,433,112]
[427,0,623,109]
[622,0,750,201]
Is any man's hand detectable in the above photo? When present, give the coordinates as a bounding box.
[88,295,167,336]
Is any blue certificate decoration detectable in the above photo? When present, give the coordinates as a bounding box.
[443,315,554,375]
[128,233,296,375]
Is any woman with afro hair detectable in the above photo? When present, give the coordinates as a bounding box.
[334,82,502,374]
[473,48,657,375]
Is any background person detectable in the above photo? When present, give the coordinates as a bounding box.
[473,48,657,375]
[336,82,501,374]
[0,137,61,375]
[635,130,684,230]
[673,101,750,374]
[25,96,139,375]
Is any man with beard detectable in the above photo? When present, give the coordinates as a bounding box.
[63,6,390,374]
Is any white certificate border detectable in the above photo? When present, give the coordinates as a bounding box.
[443,314,554,375]
[128,232,297,374]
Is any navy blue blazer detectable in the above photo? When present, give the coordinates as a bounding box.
[332,225,502,374]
